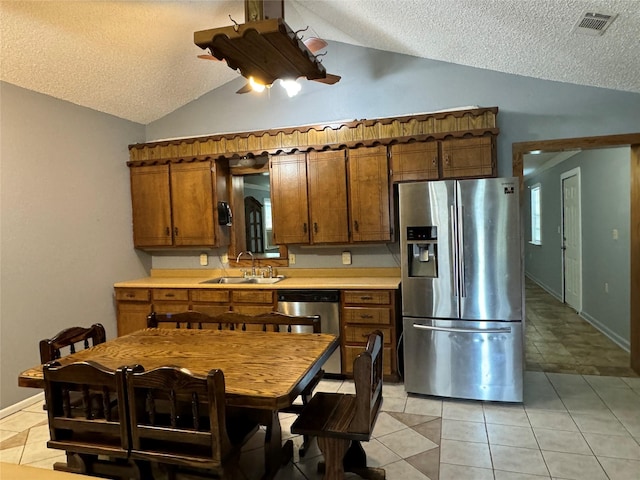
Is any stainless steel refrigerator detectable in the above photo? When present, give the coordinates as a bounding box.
[399,178,524,402]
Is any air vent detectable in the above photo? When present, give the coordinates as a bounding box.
[572,11,617,36]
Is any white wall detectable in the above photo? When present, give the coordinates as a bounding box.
[0,82,149,408]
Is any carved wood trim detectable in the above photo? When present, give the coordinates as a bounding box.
[128,107,498,166]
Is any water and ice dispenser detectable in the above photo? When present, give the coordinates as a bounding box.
[406,226,438,277]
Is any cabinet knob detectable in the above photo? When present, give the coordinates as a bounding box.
[354,220,359,232]
[313,222,318,234]
[360,314,373,319]
[444,154,450,166]
[303,223,308,234]
[174,227,179,236]
[360,296,373,300]
[166,227,171,236]
[432,157,437,166]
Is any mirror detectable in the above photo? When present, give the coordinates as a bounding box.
[228,156,288,264]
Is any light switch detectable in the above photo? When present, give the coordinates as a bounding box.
[612,229,619,240]
[221,253,229,264]
[342,251,352,265]
[199,253,208,266]
[288,253,296,265]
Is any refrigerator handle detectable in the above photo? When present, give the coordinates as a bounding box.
[458,205,466,298]
[450,205,459,297]
[413,324,512,334]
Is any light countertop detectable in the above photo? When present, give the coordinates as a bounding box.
[114,268,401,290]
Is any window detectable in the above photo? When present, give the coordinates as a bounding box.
[530,183,541,245]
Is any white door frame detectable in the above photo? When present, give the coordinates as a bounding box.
[560,167,583,312]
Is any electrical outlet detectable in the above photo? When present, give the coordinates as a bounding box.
[199,253,208,266]
[342,251,352,265]
[288,253,296,265]
[221,253,229,264]
[612,229,619,240]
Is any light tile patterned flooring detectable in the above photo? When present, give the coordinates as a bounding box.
[2,283,639,479]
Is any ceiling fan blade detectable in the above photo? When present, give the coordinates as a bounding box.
[197,54,221,61]
[312,73,341,85]
[236,83,253,94]
[303,37,328,54]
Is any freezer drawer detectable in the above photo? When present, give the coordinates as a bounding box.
[403,318,523,402]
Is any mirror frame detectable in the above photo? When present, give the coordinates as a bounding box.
[227,159,289,269]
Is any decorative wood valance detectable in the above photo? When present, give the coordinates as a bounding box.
[128,106,498,166]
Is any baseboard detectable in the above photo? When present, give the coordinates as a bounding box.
[580,311,630,352]
[0,392,44,420]
[525,273,562,301]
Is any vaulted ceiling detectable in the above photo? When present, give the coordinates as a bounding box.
[1,0,639,124]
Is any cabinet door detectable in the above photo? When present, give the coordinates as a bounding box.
[171,162,216,246]
[117,302,152,336]
[390,142,439,182]
[348,146,392,242]
[441,136,495,178]
[270,154,309,244]
[308,150,349,244]
[130,165,172,247]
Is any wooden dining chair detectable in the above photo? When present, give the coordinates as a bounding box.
[124,365,259,480]
[43,360,141,480]
[146,311,222,330]
[291,330,385,480]
[39,323,106,363]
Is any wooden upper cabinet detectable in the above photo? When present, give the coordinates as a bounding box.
[130,161,227,248]
[307,150,349,244]
[348,146,392,242]
[130,165,172,247]
[390,142,439,182]
[269,153,309,244]
[441,136,495,179]
[170,162,215,246]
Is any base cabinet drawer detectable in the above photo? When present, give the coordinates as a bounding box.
[343,345,393,376]
[342,307,392,325]
[343,326,392,345]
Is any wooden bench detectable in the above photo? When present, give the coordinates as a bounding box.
[291,330,385,480]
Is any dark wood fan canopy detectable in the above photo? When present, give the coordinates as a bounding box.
[194,0,340,88]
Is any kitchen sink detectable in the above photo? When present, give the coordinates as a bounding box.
[243,277,284,284]
[199,276,284,285]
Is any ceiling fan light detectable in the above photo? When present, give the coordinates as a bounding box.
[280,79,301,97]
[249,76,266,92]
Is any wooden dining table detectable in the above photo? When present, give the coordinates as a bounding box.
[18,328,339,479]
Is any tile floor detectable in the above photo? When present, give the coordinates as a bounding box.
[2,282,639,479]
[524,280,637,377]
[2,374,640,479]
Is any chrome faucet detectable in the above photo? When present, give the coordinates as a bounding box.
[236,251,256,276]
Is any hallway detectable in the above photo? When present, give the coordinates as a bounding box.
[525,279,637,377]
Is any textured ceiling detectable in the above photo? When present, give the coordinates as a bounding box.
[1,0,639,124]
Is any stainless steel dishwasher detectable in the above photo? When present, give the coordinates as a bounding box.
[277,290,341,375]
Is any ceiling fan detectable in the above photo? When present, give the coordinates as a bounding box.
[194,0,340,95]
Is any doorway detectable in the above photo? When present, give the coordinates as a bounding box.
[513,133,640,374]
[561,168,582,312]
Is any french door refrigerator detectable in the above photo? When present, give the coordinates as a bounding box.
[399,178,524,402]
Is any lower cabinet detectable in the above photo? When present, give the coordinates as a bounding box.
[341,289,400,381]
[115,286,402,381]
[115,288,151,336]
[115,287,276,336]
